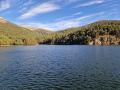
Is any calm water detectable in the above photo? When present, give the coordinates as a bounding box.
[0,45,120,90]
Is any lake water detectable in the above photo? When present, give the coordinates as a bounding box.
[0,45,120,90]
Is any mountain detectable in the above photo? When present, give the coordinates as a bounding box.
[0,17,7,23]
[22,25,53,34]
[40,20,120,45]
[0,17,52,45]
[0,17,120,45]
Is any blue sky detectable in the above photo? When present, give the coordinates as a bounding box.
[0,0,119,31]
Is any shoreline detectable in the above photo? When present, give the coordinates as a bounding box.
[0,44,120,47]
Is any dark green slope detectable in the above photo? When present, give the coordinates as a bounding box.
[40,20,120,45]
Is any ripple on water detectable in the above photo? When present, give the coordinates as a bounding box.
[0,46,120,90]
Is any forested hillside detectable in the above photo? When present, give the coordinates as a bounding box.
[0,17,120,45]
[40,20,120,45]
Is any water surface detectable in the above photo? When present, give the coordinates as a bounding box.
[0,45,120,90]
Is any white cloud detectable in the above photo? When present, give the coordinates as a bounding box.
[51,20,81,30]
[21,12,104,31]
[72,12,82,16]
[25,23,54,30]
[19,2,60,19]
[74,0,105,8]
[77,12,104,20]
[54,12,104,30]
[56,12,82,21]
[23,21,81,31]
[56,12,104,22]
[0,0,11,11]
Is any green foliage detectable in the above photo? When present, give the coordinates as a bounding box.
[40,20,120,45]
[0,20,120,45]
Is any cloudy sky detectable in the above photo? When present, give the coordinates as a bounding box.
[0,0,119,31]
